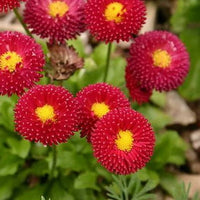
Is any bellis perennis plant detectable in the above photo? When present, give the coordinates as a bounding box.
[0,0,192,199]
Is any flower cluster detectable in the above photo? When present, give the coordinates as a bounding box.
[76,83,155,174]
[13,83,155,174]
[0,0,25,12]
[1,0,190,177]
[76,83,130,140]
[126,31,190,103]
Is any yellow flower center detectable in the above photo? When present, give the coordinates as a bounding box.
[35,104,56,123]
[115,130,134,152]
[152,49,172,68]
[48,1,69,18]
[104,2,126,23]
[91,102,110,118]
[0,51,23,72]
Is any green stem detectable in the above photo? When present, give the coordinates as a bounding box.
[103,43,112,82]
[13,8,33,38]
[42,145,57,198]
[49,145,57,180]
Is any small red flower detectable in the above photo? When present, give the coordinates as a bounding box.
[125,64,152,104]
[0,31,44,96]
[91,108,155,175]
[14,85,79,145]
[85,0,146,43]
[127,31,190,91]
[24,0,85,43]
[76,83,130,140]
[0,0,25,12]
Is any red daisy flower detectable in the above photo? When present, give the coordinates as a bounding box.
[0,31,44,96]
[125,64,152,104]
[14,85,79,145]
[24,0,85,43]
[76,83,130,141]
[91,108,155,175]
[128,31,190,91]
[0,0,25,12]
[85,0,146,43]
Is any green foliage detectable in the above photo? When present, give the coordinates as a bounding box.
[65,42,126,94]
[6,138,31,159]
[149,131,188,170]
[106,175,156,200]
[150,91,167,108]
[171,0,200,101]
[138,105,171,131]
[173,182,200,200]
[41,197,49,200]
[0,95,16,131]
[74,172,100,191]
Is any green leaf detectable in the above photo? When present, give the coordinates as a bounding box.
[0,176,15,200]
[30,143,49,159]
[149,131,187,169]
[150,91,167,108]
[30,160,49,176]
[72,189,99,200]
[65,43,118,93]
[0,101,15,131]
[137,168,160,188]
[106,175,155,200]
[178,28,200,101]
[41,196,51,200]
[49,181,74,200]
[6,138,31,159]
[0,153,23,176]
[107,57,126,88]
[171,0,200,101]
[67,37,86,58]
[14,185,45,200]
[92,43,116,68]
[160,172,179,196]
[74,172,99,191]
[57,150,88,172]
[138,105,172,131]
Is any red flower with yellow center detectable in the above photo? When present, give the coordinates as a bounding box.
[0,0,25,12]
[0,31,44,96]
[125,64,152,104]
[91,108,155,175]
[76,83,130,140]
[85,0,146,43]
[14,85,79,145]
[127,31,190,91]
[24,0,85,43]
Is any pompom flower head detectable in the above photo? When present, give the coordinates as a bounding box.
[128,31,190,91]
[85,0,146,43]
[0,0,25,12]
[76,83,130,140]
[91,108,155,175]
[14,85,79,145]
[24,0,85,43]
[0,31,44,96]
[125,64,152,104]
